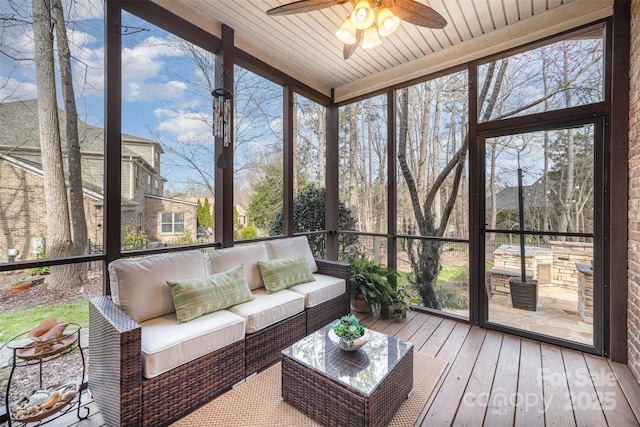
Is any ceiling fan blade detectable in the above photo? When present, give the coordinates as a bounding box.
[391,0,447,29]
[267,0,341,16]
[343,29,363,60]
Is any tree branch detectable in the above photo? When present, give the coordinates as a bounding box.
[397,87,426,229]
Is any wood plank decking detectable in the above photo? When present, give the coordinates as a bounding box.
[9,310,640,427]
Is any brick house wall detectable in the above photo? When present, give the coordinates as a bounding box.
[144,195,197,244]
[628,0,640,385]
[0,161,48,261]
[0,159,103,262]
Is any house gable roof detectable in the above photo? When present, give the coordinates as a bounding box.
[0,100,160,157]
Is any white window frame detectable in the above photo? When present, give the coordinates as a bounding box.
[161,212,185,234]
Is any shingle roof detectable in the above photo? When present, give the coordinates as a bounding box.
[0,100,158,156]
[486,178,547,210]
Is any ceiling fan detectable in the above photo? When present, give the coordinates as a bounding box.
[266,0,447,60]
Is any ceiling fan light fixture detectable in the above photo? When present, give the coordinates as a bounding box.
[351,0,375,30]
[376,7,400,37]
[362,25,382,49]
[336,17,357,44]
[266,0,448,59]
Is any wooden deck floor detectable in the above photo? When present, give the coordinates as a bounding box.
[9,310,640,427]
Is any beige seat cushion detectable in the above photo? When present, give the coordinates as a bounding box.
[265,236,318,273]
[140,309,245,379]
[289,274,346,308]
[204,244,269,290]
[227,288,305,334]
[108,250,206,323]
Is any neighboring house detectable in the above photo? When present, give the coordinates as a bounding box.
[0,100,197,261]
[235,205,248,228]
[485,177,548,211]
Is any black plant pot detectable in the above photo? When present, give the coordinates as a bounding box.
[509,277,538,311]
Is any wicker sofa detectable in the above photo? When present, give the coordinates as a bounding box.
[88,236,350,427]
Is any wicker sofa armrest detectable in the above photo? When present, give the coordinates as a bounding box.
[89,296,143,427]
[307,259,352,333]
[315,259,351,280]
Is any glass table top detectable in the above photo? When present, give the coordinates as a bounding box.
[281,322,413,396]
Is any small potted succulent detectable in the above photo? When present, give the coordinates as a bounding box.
[328,314,369,351]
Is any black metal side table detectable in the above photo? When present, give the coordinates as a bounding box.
[4,323,89,426]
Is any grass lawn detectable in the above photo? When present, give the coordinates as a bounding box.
[0,299,89,343]
[397,264,469,285]
[437,264,469,283]
[397,264,470,310]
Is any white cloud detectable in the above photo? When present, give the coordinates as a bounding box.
[155,108,212,142]
[125,80,185,103]
[269,117,283,133]
[0,77,37,101]
[0,6,189,105]
[68,28,98,50]
[120,36,188,103]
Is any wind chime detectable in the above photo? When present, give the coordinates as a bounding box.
[212,88,233,147]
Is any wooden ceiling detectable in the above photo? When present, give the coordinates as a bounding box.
[150,0,612,102]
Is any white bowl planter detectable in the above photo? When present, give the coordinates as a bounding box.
[328,328,369,351]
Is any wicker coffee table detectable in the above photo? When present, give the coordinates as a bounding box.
[281,322,413,427]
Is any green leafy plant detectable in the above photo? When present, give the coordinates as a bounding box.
[349,257,396,312]
[388,285,413,312]
[28,265,50,277]
[240,222,258,239]
[270,186,362,260]
[172,228,196,245]
[435,284,469,310]
[331,314,364,340]
[122,218,147,251]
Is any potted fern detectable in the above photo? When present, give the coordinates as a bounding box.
[349,257,395,313]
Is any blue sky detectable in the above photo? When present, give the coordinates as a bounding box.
[0,0,240,193]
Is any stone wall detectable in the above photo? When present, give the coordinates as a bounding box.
[628,0,640,386]
[549,241,593,290]
[489,243,589,296]
[577,264,594,324]
[492,245,553,285]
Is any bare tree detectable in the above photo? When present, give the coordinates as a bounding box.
[348,103,359,225]
[399,60,508,308]
[294,95,326,187]
[151,40,283,200]
[53,0,87,287]
[32,0,76,288]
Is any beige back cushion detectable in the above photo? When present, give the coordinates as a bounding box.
[109,250,206,323]
[204,244,269,290]
[265,236,318,273]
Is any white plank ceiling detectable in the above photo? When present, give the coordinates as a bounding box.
[151,0,612,102]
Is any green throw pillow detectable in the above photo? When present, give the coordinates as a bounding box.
[258,254,315,294]
[167,264,254,323]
